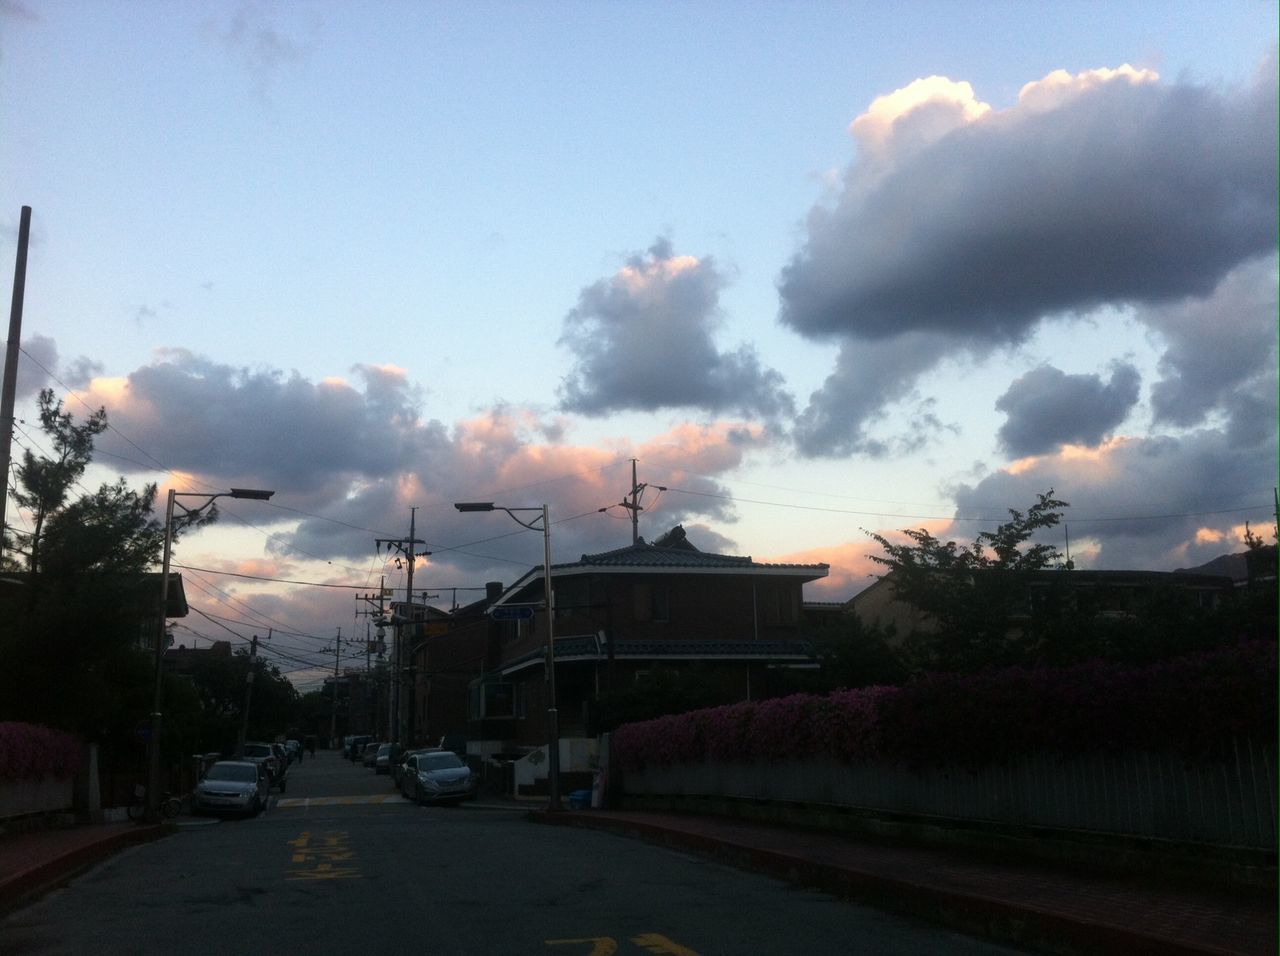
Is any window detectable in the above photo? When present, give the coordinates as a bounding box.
[633,583,670,622]
[762,585,799,624]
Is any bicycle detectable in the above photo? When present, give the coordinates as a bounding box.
[126,783,183,820]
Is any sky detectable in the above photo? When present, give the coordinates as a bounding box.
[2,1,1276,690]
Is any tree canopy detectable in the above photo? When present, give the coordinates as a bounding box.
[864,490,1069,671]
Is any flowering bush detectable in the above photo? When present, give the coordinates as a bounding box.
[612,642,1276,773]
[0,722,82,782]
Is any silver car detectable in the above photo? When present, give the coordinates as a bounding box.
[399,750,476,805]
[194,760,269,816]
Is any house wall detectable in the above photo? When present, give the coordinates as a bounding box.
[555,573,806,642]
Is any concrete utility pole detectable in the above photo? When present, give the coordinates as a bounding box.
[376,509,426,745]
[235,633,261,757]
[0,206,32,561]
[616,459,665,545]
[328,628,343,748]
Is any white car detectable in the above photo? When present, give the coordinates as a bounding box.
[194,760,270,816]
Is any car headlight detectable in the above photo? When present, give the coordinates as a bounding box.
[419,774,440,790]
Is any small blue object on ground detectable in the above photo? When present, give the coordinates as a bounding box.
[567,789,592,810]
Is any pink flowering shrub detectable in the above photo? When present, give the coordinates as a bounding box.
[0,722,82,782]
[612,642,1276,773]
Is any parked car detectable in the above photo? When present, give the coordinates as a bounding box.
[391,748,435,788]
[193,760,269,816]
[285,739,301,763]
[362,742,383,768]
[346,735,373,762]
[271,742,290,779]
[374,743,394,774]
[242,741,287,791]
[399,750,476,805]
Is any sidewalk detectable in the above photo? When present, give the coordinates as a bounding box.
[534,808,1277,956]
[0,820,168,915]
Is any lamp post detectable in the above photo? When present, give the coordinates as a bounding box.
[455,501,560,811]
[147,487,273,821]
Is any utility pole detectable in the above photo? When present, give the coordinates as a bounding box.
[235,633,261,757]
[376,508,427,745]
[616,459,665,545]
[0,206,32,562]
[327,627,343,748]
[355,576,389,736]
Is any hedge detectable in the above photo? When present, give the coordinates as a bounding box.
[613,641,1277,773]
[0,722,83,782]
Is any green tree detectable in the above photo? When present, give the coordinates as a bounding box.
[865,490,1069,672]
[166,648,301,757]
[0,390,205,752]
[5,389,108,574]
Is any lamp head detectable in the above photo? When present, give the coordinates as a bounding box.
[454,502,495,512]
[229,488,274,500]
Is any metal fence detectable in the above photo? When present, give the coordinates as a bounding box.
[624,737,1277,849]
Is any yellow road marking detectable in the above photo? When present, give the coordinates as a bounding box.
[276,795,404,808]
[545,939,618,955]
[631,934,701,956]
[286,829,361,881]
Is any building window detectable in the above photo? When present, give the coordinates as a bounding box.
[762,585,799,624]
[634,583,670,622]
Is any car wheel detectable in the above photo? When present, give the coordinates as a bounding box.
[279,778,287,793]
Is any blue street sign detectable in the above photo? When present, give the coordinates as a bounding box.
[489,605,536,621]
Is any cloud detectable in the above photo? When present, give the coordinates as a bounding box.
[782,59,1278,455]
[949,428,1277,571]
[558,238,794,419]
[793,331,955,456]
[995,362,1141,457]
[15,335,57,398]
[0,1,39,23]
[202,5,313,99]
[75,351,774,586]
[1141,254,1278,431]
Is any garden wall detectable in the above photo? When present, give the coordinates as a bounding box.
[621,737,1276,849]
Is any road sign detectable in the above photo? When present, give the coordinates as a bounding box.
[489,605,536,621]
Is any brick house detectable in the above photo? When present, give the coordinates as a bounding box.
[406,526,828,791]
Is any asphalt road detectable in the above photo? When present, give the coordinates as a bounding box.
[1,751,1027,955]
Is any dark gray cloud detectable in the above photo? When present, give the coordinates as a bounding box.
[793,331,954,457]
[782,61,1278,456]
[15,335,57,398]
[84,352,762,581]
[558,238,794,419]
[949,425,1276,571]
[96,351,432,500]
[1142,254,1278,430]
[995,362,1141,457]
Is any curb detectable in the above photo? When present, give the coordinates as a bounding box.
[532,811,1264,956]
[0,824,168,916]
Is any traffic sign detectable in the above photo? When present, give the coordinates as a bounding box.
[489,605,536,621]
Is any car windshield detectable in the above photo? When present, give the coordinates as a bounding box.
[205,763,256,783]
[377,744,392,756]
[420,753,464,772]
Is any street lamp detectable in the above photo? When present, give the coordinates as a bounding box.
[455,501,560,811]
[147,487,274,821]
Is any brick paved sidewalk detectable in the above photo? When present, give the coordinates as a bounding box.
[0,822,167,915]
[536,809,1277,956]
